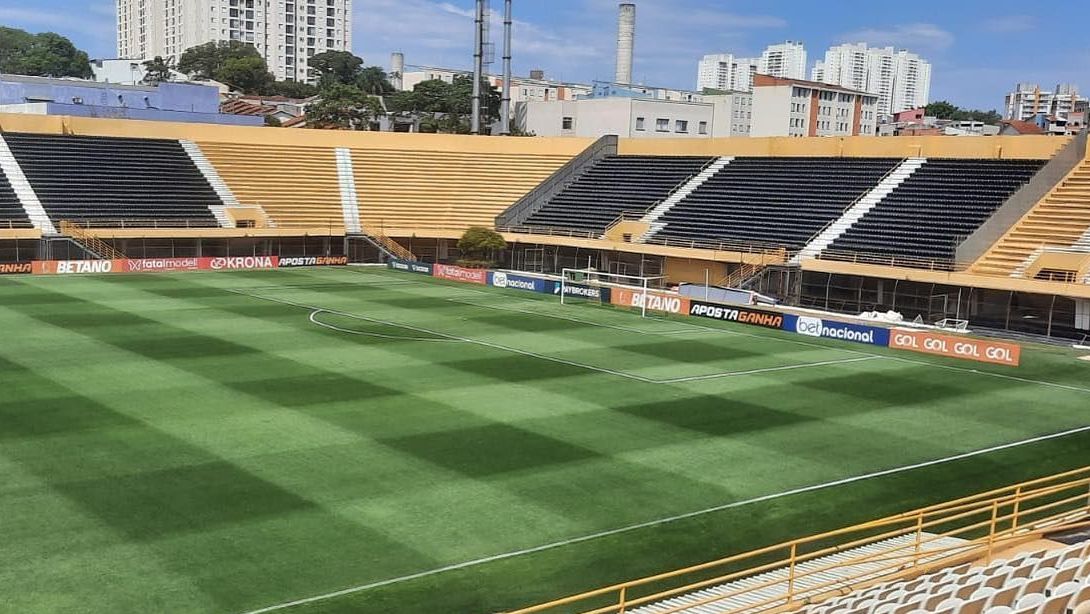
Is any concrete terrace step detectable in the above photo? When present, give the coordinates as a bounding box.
[179,140,236,228]
[0,134,56,234]
[626,533,970,614]
[640,157,734,242]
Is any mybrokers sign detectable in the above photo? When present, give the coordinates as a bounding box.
[278,256,349,267]
[782,314,890,347]
[489,271,548,293]
[206,256,278,270]
[890,329,1021,367]
[433,263,487,285]
[556,282,611,303]
[688,300,783,329]
[388,258,433,275]
[0,262,32,275]
[611,287,690,315]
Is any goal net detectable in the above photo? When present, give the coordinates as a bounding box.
[559,268,668,317]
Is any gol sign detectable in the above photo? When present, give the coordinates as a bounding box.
[889,329,1021,367]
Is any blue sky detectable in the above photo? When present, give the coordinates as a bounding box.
[1,0,1086,110]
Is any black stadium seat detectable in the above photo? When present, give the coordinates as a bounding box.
[2,133,221,227]
[522,155,713,234]
[0,168,33,229]
[826,158,1046,262]
[652,157,901,249]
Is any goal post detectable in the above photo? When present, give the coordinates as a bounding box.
[559,268,667,317]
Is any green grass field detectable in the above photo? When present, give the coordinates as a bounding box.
[2,266,1089,614]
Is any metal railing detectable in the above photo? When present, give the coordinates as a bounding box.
[811,248,964,272]
[58,221,126,260]
[506,466,1090,614]
[800,157,909,250]
[58,218,223,229]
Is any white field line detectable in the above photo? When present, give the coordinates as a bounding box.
[237,422,1090,614]
[235,289,882,385]
[308,310,462,343]
[444,297,696,336]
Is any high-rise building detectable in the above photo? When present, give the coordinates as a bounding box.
[116,0,353,84]
[758,41,807,80]
[814,43,930,116]
[1004,83,1088,121]
[696,54,758,92]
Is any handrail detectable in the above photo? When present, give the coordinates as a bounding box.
[600,157,720,240]
[800,157,909,250]
[810,248,965,272]
[495,135,618,228]
[505,465,1090,614]
[58,221,126,260]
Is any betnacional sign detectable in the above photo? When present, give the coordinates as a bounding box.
[433,263,488,285]
[688,300,784,329]
[889,329,1021,367]
[782,314,890,347]
[489,271,549,293]
[0,262,32,275]
[611,287,690,315]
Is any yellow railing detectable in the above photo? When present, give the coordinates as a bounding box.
[58,220,126,260]
[363,225,417,262]
[506,466,1090,614]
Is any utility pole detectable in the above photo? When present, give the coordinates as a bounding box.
[471,0,486,134]
[499,0,513,135]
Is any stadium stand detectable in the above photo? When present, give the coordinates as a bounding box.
[0,167,32,228]
[648,157,902,248]
[520,155,713,234]
[973,159,1090,277]
[826,159,1047,263]
[798,541,1090,614]
[354,149,572,232]
[2,133,222,226]
[196,141,343,229]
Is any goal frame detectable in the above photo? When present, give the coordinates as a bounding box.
[559,268,666,318]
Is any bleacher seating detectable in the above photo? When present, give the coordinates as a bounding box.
[2,133,221,226]
[800,541,1090,614]
[973,159,1090,276]
[827,159,1046,263]
[521,155,713,233]
[353,149,571,231]
[0,168,32,229]
[650,157,901,248]
[196,141,343,229]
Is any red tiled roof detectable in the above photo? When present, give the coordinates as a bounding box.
[999,119,1045,135]
[220,99,275,116]
[280,115,307,127]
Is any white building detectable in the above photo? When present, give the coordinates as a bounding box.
[750,75,879,138]
[813,43,931,117]
[759,41,807,80]
[116,0,353,84]
[400,66,592,106]
[696,54,757,92]
[1004,83,1088,122]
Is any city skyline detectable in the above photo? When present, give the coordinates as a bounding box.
[0,0,1085,110]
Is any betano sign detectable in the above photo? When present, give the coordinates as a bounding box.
[611,288,690,315]
[32,256,281,275]
[889,329,1021,367]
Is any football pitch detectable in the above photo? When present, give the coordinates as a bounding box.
[3,266,1090,614]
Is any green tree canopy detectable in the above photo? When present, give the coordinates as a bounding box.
[142,56,173,83]
[306,83,384,130]
[0,27,92,78]
[267,80,319,99]
[309,50,363,87]
[388,76,500,133]
[457,226,506,265]
[357,66,394,95]
[217,55,274,94]
[178,40,261,79]
[924,100,1002,124]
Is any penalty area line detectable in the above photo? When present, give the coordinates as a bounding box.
[236,423,1090,614]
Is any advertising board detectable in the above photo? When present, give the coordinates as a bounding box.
[433,263,488,285]
[688,300,784,329]
[278,256,349,267]
[489,271,549,293]
[0,262,32,275]
[781,314,890,347]
[611,287,690,315]
[889,329,1021,367]
[388,258,433,275]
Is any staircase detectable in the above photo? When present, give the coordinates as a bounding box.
[973,158,1090,277]
[0,134,56,234]
[178,140,236,228]
[792,157,926,263]
[361,227,417,262]
[639,156,733,242]
[58,221,125,260]
[335,148,362,234]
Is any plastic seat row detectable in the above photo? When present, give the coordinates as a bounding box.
[0,168,32,229]
[2,133,222,226]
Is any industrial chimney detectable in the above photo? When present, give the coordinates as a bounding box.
[615,3,635,84]
[390,52,405,91]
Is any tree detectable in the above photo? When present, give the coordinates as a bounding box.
[309,50,363,87]
[457,226,506,267]
[925,101,959,120]
[357,66,394,95]
[0,27,92,78]
[264,115,283,127]
[306,83,384,130]
[268,80,318,99]
[217,55,274,94]
[142,56,173,83]
[925,100,1003,125]
[384,90,418,113]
